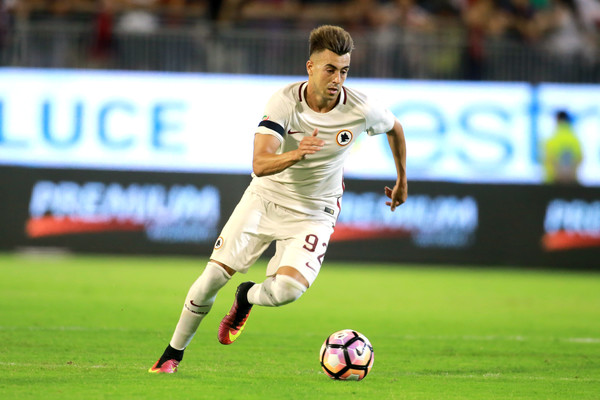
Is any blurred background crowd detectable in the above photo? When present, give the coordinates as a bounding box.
[1,0,599,81]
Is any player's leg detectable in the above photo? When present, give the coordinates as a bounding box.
[149,261,232,373]
[250,214,333,307]
[245,239,322,307]
[219,216,333,344]
[150,190,270,371]
[254,266,309,304]
[217,265,309,345]
[169,261,233,350]
[208,190,273,345]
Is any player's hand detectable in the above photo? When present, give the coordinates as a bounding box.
[384,181,407,212]
[297,128,324,159]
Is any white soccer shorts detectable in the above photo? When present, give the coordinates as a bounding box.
[210,189,334,286]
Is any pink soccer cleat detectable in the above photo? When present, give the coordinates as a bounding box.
[148,359,179,374]
[218,282,255,345]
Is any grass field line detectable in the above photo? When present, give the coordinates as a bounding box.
[2,325,599,344]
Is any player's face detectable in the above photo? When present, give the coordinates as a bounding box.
[307,50,351,102]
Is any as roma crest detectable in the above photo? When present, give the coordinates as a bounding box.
[336,130,353,146]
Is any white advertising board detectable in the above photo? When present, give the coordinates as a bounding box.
[1,68,598,185]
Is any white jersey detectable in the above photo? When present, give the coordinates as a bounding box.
[249,81,395,222]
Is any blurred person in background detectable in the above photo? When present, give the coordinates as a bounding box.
[222,0,301,72]
[0,0,11,65]
[484,0,548,79]
[575,0,600,33]
[497,0,545,42]
[32,0,81,67]
[460,0,509,79]
[115,0,160,33]
[539,0,592,55]
[89,0,116,67]
[374,0,437,77]
[298,0,345,27]
[113,0,160,69]
[222,0,299,29]
[342,0,384,33]
[537,0,599,71]
[339,0,386,75]
[541,110,583,184]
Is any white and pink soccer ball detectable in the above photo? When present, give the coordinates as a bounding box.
[319,329,374,381]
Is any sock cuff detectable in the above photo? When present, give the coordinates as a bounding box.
[162,344,185,362]
[206,261,232,281]
[275,274,307,292]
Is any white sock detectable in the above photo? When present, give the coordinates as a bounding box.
[246,274,306,307]
[169,261,231,350]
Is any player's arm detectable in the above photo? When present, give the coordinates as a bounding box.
[252,128,324,177]
[384,119,408,211]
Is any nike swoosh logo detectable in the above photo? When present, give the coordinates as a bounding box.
[287,130,303,134]
[228,327,243,342]
[186,300,210,314]
[356,344,365,356]
[190,300,210,308]
[305,262,316,272]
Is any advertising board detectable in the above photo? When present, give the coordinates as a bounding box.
[1,69,598,185]
[1,167,598,269]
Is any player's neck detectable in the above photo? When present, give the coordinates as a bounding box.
[305,85,339,113]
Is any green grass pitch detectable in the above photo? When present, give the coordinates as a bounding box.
[0,253,599,399]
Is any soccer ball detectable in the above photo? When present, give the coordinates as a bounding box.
[319,329,374,381]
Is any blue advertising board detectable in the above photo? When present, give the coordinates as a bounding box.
[1,68,598,185]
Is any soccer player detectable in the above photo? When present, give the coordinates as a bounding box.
[149,24,407,374]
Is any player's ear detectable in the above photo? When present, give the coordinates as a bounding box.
[306,59,313,76]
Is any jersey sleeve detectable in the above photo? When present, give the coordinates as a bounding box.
[255,89,291,143]
[364,101,395,136]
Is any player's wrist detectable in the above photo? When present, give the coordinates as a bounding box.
[293,149,306,161]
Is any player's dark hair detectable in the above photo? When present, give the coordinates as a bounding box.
[309,25,354,57]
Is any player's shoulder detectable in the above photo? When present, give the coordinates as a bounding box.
[340,85,374,116]
[263,82,303,118]
[342,85,369,103]
[342,85,394,131]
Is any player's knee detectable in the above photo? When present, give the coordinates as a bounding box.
[185,261,231,314]
[270,274,307,306]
